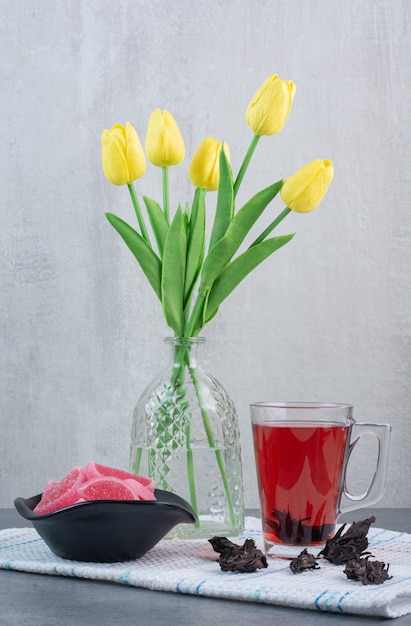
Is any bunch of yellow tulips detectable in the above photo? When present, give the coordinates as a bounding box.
[101,74,333,338]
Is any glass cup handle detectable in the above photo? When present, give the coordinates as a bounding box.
[339,422,392,515]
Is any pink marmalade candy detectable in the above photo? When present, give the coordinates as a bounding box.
[33,462,156,514]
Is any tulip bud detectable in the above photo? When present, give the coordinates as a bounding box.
[145,109,185,167]
[246,74,296,136]
[280,159,334,213]
[189,137,230,191]
[101,122,146,186]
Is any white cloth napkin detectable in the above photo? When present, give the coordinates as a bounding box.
[1,517,410,619]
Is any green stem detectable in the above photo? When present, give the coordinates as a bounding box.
[133,446,143,475]
[185,294,206,339]
[185,422,200,528]
[162,166,170,223]
[233,134,260,197]
[170,341,187,385]
[250,206,291,247]
[168,335,237,528]
[187,357,236,527]
[128,184,151,245]
[167,340,199,521]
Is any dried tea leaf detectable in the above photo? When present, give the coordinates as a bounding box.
[318,516,376,565]
[290,548,320,574]
[265,509,335,545]
[209,536,268,573]
[208,536,238,553]
[344,556,392,585]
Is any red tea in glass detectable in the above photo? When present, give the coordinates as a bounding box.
[250,403,391,558]
[253,421,349,546]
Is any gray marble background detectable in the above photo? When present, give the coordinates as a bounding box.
[1,0,410,508]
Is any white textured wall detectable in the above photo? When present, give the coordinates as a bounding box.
[1,0,410,509]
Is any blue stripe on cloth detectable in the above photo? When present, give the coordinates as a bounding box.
[253,586,269,602]
[314,590,328,610]
[337,591,350,612]
[0,538,43,551]
[195,579,207,594]
[325,591,340,611]
[121,571,131,585]
[372,532,405,546]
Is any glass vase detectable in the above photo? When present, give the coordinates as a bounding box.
[130,336,244,539]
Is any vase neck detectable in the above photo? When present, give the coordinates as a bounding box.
[164,336,205,368]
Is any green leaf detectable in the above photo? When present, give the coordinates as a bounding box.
[199,180,283,296]
[204,233,295,322]
[143,196,169,257]
[184,188,206,306]
[208,146,234,249]
[161,207,187,335]
[105,213,162,300]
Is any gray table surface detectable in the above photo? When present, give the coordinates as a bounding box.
[1,507,410,626]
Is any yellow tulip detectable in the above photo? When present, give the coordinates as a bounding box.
[246,74,296,136]
[101,122,146,186]
[189,137,230,191]
[280,159,334,213]
[145,109,185,167]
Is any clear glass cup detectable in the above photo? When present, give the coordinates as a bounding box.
[250,402,391,558]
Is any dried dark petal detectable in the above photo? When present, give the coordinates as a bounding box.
[344,556,392,585]
[208,536,238,553]
[209,536,268,573]
[318,516,376,564]
[265,509,334,545]
[290,548,321,574]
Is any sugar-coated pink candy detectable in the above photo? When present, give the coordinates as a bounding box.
[33,463,156,514]
[78,476,139,501]
[33,466,82,514]
[91,463,155,491]
[124,478,157,501]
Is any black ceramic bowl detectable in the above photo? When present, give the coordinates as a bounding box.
[14,489,197,562]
